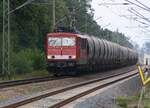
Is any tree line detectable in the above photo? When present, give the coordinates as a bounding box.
[0,0,134,76]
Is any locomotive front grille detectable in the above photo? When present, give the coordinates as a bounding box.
[48,61,75,68]
[57,62,66,67]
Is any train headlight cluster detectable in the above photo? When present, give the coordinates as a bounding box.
[47,55,51,59]
[47,55,76,59]
[70,55,76,59]
[47,55,54,59]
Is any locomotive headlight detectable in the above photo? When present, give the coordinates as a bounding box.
[47,55,51,59]
[47,55,55,59]
[71,55,76,59]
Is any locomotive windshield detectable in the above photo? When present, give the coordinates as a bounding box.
[48,37,75,46]
[48,37,61,46]
[62,37,75,46]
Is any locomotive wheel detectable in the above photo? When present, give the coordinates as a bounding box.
[53,72,59,77]
[52,68,61,77]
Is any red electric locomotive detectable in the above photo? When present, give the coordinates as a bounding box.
[45,27,138,76]
[45,31,88,75]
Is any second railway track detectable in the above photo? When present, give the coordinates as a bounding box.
[0,66,136,89]
[1,68,139,108]
[0,76,69,89]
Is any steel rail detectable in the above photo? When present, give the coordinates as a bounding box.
[0,76,68,89]
[0,66,136,89]
[1,69,138,108]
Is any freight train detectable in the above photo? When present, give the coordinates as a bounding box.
[45,28,138,76]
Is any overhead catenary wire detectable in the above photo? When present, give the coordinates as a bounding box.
[9,0,35,14]
[131,8,150,23]
[130,8,149,19]
[120,13,150,29]
[130,17,150,26]
[128,8,150,23]
[98,1,130,28]
[54,4,90,29]
[124,0,150,27]
[99,0,150,28]
[134,0,150,11]
[79,16,102,30]
[97,0,150,43]
[124,0,150,13]
[99,2,130,6]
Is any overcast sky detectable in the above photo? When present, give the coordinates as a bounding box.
[91,0,150,47]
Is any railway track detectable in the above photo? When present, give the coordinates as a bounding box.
[1,69,139,108]
[0,76,69,89]
[50,71,138,108]
[0,66,136,89]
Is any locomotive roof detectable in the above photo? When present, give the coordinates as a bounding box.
[47,32,78,36]
[47,32,136,52]
[78,34,136,52]
[54,27,81,34]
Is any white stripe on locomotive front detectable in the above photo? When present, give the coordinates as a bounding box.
[47,55,76,59]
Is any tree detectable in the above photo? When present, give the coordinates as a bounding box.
[0,0,134,75]
[0,1,2,73]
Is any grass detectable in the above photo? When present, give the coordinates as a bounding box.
[116,84,150,108]
[0,70,50,81]
[116,96,139,108]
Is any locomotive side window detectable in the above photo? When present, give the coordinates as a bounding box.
[48,37,61,46]
[62,37,75,46]
[81,39,86,49]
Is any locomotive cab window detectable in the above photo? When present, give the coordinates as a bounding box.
[62,37,75,46]
[48,37,75,46]
[48,37,61,46]
[81,39,87,49]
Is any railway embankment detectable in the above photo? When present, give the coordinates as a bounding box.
[116,84,150,108]
[68,73,142,108]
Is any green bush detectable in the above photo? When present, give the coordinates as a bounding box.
[32,50,46,70]
[11,49,46,74]
[116,97,128,108]
[12,50,33,74]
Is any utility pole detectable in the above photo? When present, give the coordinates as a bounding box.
[2,0,10,79]
[2,0,35,79]
[70,6,76,28]
[85,3,87,33]
[85,14,87,33]
[52,0,55,30]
